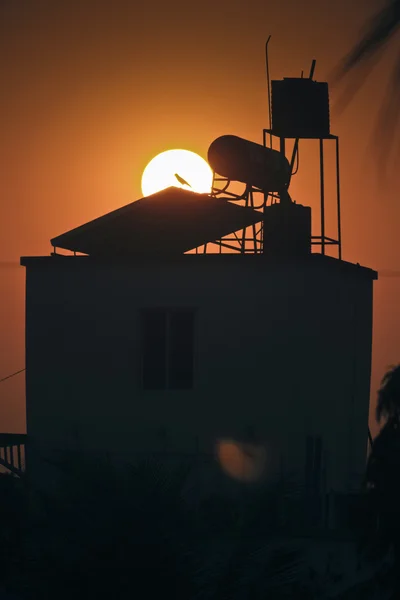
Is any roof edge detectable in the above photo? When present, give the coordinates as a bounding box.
[20,253,378,279]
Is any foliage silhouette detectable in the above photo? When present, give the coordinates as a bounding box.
[333,0,400,165]
[1,427,398,598]
[10,450,309,600]
[335,0,400,86]
[350,364,400,599]
[375,364,400,423]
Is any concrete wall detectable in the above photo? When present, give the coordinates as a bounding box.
[23,255,375,494]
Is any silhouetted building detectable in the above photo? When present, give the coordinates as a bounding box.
[17,64,379,539]
[20,177,377,504]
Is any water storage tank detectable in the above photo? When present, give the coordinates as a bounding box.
[207,135,291,192]
[271,78,330,138]
[262,202,311,257]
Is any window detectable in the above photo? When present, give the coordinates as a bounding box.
[140,309,195,390]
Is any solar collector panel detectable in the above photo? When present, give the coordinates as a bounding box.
[50,187,263,257]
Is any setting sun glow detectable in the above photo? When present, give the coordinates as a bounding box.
[141,149,213,197]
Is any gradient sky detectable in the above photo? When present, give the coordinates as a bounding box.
[0,0,398,437]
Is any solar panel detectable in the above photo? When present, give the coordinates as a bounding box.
[50,187,264,257]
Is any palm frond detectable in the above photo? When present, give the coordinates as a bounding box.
[190,537,304,600]
[238,541,304,593]
[376,364,400,422]
[323,554,393,600]
[332,0,400,160]
[370,52,400,172]
[188,472,308,599]
[335,0,400,79]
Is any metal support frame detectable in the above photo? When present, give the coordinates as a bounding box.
[0,433,26,477]
[263,129,342,260]
[199,176,268,254]
[202,129,343,258]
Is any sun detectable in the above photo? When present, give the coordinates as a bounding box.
[141,149,213,197]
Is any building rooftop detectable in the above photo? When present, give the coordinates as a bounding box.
[19,186,377,280]
[20,252,378,280]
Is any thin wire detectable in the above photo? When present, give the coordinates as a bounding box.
[0,369,25,384]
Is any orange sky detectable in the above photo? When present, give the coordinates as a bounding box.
[0,0,397,438]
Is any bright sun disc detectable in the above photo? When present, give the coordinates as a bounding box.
[141,149,213,197]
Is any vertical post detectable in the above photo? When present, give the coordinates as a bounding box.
[206,170,215,255]
[368,428,374,450]
[261,193,269,254]
[249,190,258,253]
[322,449,328,528]
[17,444,22,472]
[335,136,342,260]
[324,492,329,529]
[280,137,285,158]
[253,222,258,254]
[265,36,273,150]
[319,138,325,255]
[241,190,249,253]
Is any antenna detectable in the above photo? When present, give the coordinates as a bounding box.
[265,36,273,150]
[309,59,316,80]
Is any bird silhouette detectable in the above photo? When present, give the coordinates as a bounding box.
[174,173,192,188]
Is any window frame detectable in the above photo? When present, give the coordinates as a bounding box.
[138,307,197,391]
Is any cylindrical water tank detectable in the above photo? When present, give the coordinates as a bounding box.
[207,135,291,192]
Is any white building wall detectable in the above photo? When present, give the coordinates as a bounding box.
[23,255,375,495]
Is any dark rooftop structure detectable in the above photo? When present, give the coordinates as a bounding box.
[50,187,264,258]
